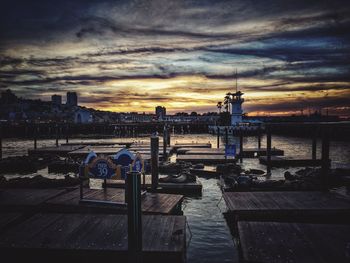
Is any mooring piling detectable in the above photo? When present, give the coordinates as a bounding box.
[126,171,143,263]
[321,127,330,190]
[0,124,2,160]
[266,127,272,175]
[217,126,220,149]
[312,131,317,160]
[33,125,37,150]
[151,136,159,191]
[163,125,167,160]
[239,132,243,163]
[55,124,59,147]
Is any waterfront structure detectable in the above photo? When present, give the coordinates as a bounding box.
[51,94,62,106]
[230,91,244,126]
[66,92,78,107]
[155,106,166,120]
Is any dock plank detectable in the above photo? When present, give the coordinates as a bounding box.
[176,154,235,164]
[0,188,68,212]
[0,213,186,263]
[259,156,323,167]
[238,221,350,263]
[45,188,183,215]
[177,147,284,157]
[224,191,350,223]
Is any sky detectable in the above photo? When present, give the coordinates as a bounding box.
[0,0,350,116]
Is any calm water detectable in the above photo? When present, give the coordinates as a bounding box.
[2,134,350,263]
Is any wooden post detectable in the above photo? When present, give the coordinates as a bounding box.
[225,127,228,146]
[239,132,243,163]
[321,128,330,191]
[34,125,37,150]
[0,124,2,160]
[312,137,317,160]
[126,171,142,263]
[217,126,220,149]
[266,127,272,175]
[151,136,159,191]
[65,124,69,144]
[258,131,261,150]
[163,125,167,160]
[55,124,59,147]
[167,128,171,146]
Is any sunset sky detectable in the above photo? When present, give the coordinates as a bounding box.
[0,0,350,116]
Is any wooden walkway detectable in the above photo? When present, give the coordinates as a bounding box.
[238,221,350,263]
[0,188,68,212]
[0,213,186,263]
[259,156,323,167]
[68,145,124,158]
[173,143,212,151]
[176,154,235,164]
[177,147,284,157]
[28,145,84,156]
[45,188,184,215]
[224,191,350,223]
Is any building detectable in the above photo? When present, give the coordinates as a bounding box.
[51,94,62,106]
[74,109,93,123]
[230,91,244,125]
[66,92,78,107]
[155,106,166,120]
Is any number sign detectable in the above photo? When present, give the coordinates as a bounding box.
[225,144,236,157]
[83,156,121,179]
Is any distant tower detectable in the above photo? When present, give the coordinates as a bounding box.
[230,91,244,126]
[66,92,78,107]
[155,106,166,120]
[230,70,244,125]
[51,94,62,106]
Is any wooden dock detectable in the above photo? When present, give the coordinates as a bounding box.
[173,143,212,151]
[176,154,235,164]
[68,145,124,158]
[223,191,350,223]
[0,213,186,263]
[0,188,68,212]
[259,156,323,167]
[105,179,202,195]
[28,145,85,156]
[177,147,284,157]
[44,188,184,215]
[238,221,350,263]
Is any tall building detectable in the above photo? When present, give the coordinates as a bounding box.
[155,106,166,120]
[66,92,78,107]
[51,94,62,106]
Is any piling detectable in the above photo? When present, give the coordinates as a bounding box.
[163,126,167,160]
[33,125,37,150]
[126,171,142,263]
[151,136,159,191]
[0,124,2,160]
[225,127,228,146]
[55,124,59,147]
[239,132,243,163]
[217,126,220,148]
[167,128,171,146]
[258,131,261,150]
[65,124,69,144]
[266,127,272,175]
[321,128,330,191]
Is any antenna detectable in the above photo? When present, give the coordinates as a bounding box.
[235,68,238,93]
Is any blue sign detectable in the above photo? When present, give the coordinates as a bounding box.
[82,156,120,179]
[113,149,135,179]
[131,153,145,173]
[225,144,236,157]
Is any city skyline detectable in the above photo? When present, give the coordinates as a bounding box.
[1,0,350,116]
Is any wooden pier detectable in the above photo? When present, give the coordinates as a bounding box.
[28,145,85,156]
[259,156,323,167]
[223,191,350,223]
[44,188,184,215]
[238,221,350,263]
[177,147,284,157]
[0,213,186,263]
[176,154,235,164]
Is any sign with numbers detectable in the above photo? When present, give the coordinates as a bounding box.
[83,156,121,179]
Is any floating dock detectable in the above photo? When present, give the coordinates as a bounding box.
[238,221,350,263]
[177,147,284,157]
[176,154,235,164]
[0,213,186,263]
[44,188,184,215]
[28,145,85,156]
[223,191,350,223]
[259,156,323,167]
